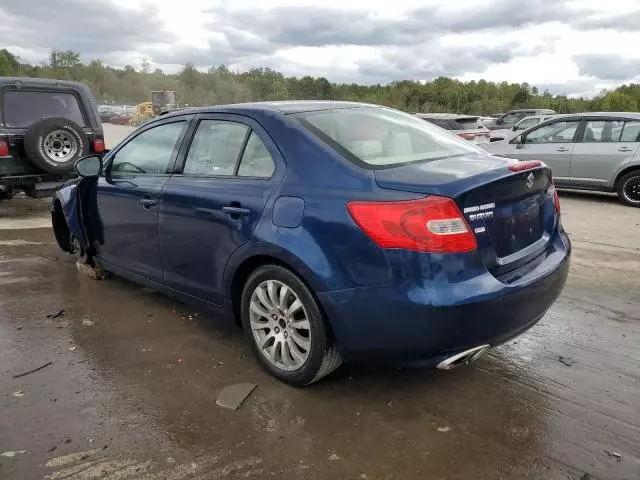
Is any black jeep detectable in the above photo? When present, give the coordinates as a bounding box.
[0,77,105,200]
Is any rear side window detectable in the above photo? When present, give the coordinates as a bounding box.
[582,120,625,142]
[620,121,640,142]
[238,132,276,178]
[183,120,249,176]
[2,90,85,128]
[298,107,481,168]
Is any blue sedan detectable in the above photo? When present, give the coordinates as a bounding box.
[52,101,571,386]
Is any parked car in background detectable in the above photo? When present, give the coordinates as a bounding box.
[484,112,640,207]
[415,113,491,146]
[488,109,557,131]
[53,101,570,386]
[0,77,105,200]
[490,114,557,142]
[109,114,133,125]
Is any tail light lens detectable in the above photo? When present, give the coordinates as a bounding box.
[92,138,105,153]
[508,160,541,172]
[0,140,9,157]
[457,132,475,141]
[347,196,477,254]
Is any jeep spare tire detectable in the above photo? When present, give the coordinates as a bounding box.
[23,117,89,173]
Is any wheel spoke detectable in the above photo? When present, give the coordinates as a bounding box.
[273,339,283,364]
[287,299,302,317]
[258,332,275,349]
[287,338,305,363]
[266,280,279,309]
[291,319,310,330]
[249,317,269,331]
[250,300,270,319]
[282,341,296,367]
[278,285,290,311]
[256,285,273,311]
[291,330,310,351]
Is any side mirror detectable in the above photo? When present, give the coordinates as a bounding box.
[75,154,103,178]
[515,137,525,149]
[512,125,519,131]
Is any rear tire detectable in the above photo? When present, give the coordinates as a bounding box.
[240,265,341,386]
[24,118,89,174]
[616,170,640,207]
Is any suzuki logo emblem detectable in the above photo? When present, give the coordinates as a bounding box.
[526,172,534,189]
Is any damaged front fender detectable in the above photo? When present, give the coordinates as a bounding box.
[51,177,90,252]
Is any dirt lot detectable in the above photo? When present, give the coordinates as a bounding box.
[1,153,639,478]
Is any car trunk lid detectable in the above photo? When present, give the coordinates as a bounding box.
[374,154,557,275]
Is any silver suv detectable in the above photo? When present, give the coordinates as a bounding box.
[484,112,640,207]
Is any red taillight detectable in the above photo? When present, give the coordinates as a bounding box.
[92,138,105,153]
[347,196,477,254]
[0,140,9,157]
[508,160,541,172]
[457,132,475,141]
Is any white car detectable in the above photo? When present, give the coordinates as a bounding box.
[489,115,557,143]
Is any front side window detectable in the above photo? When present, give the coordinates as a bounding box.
[501,112,528,126]
[298,107,482,168]
[110,121,185,174]
[582,120,625,142]
[524,121,579,144]
[183,120,249,176]
[3,90,85,128]
[515,118,539,131]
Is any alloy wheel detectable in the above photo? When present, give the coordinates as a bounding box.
[249,280,311,371]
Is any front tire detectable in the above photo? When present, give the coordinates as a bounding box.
[240,265,341,386]
[617,170,640,207]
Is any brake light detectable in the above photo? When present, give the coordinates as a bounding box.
[508,160,541,172]
[347,196,477,253]
[92,138,105,153]
[457,132,475,141]
[0,140,9,157]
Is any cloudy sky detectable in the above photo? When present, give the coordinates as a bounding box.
[2,0,640,96]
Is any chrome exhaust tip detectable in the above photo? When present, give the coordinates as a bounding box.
[437,344,490,370]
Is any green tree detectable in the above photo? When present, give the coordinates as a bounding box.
[598,91,638,111]
[49,49,81,70]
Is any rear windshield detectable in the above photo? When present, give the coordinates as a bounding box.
[455,118,480,129]
[2,90,85,128]
[297,107,482,168]
[421,118,461,130]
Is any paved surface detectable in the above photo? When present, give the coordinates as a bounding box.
[1,186,639,479]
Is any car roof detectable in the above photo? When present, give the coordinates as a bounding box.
[0,76,92,91]
[164,100,380,118]
[535,112,640,121]
[513,108,553,111]
[414,113,479,120]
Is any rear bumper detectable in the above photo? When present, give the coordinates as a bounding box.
[318,230,571,366]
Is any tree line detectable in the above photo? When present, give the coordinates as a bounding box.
[2,48,639,114]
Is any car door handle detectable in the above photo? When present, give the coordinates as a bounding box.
[556,147,569,152]
[139,198,157,209]
[618,147,633,152]
[222,206,251,217]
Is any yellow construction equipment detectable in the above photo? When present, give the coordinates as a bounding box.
[129,102,154,127]
[151,90,179,116]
